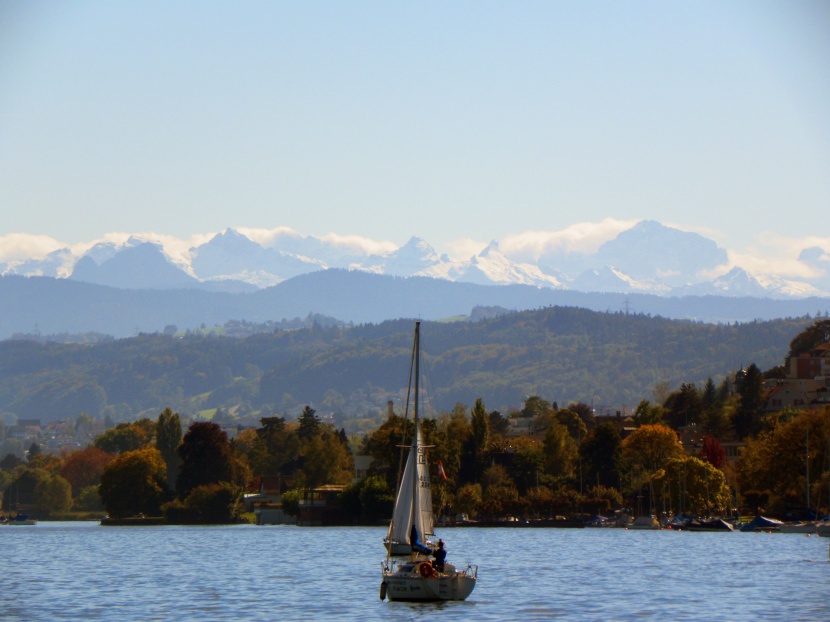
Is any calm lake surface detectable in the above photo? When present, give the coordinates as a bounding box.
[1,522,828,621]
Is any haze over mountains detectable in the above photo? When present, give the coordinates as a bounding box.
[4,220,830,298]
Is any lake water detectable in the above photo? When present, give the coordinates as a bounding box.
[1,522,828,621]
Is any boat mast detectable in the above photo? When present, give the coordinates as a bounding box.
[806,429,809,515]
[412,321,420,538]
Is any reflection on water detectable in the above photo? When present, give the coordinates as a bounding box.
[1,523,829,621]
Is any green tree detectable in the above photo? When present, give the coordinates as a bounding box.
[633,400,664,426]
[357,475,395,522]
[508,438,544,495]
[580,423,622,489]
[488,410,510,437]
[253,416,301,477]
[297,405,321,441]
[542,421,578,479]
[99,447,168,518]
[363,414,413,489]
[176,422,236,499]
[470,398,490,476]
[2,467,49,512]
[34,475,73,514]
[155,408,182,490]
[734,364,765,439]
[664,383,702,428]
[164,482,240,524]
[27,442,41,460]
[75,412,95,434]
[74,485,105,511]
[296,429,353,490]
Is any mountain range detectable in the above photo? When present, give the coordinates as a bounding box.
[4,220,829,298]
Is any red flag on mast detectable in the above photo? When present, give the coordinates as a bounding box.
[437,460,448,481]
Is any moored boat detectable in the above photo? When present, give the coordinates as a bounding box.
[8,514,37,525]
[685,518,734,532]
[779,521,818,534]
[628,515,660,530]
[739,515,784,532]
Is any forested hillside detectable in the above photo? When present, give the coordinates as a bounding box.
[0,307,814,426]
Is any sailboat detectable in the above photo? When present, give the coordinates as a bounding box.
[380,322,477,602]
[383,422,434,555]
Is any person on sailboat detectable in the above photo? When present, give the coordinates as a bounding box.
[410,525,432,555]
[432,540,446,572]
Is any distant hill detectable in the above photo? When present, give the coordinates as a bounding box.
[1,271,829,340]
[0,306,812,426]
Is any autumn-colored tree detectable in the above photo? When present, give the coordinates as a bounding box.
[60,447,115,496]
[622,424,682,475]
[480,464,512,493]
[453,483,482,518]
[94,420,154,454]
[521,396,552,419]
[700,436,726,469]
[555,409,588,441]
[655,456,731,516]
[99,447,168,518]
[480,483,519,517]
[735,407,830,513]
[786,319,830,361]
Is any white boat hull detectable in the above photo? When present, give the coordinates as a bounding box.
[381,561,477,601]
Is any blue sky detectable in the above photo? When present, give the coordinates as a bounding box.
[1,1,829,270]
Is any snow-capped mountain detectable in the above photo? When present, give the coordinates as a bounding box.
[361,236,448,277]
[190,228,324,285]
[449,241,563,287]
[571,266,672,295]
[1,247,76,278]
[593,220,728,286]
[2,222,829,298]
